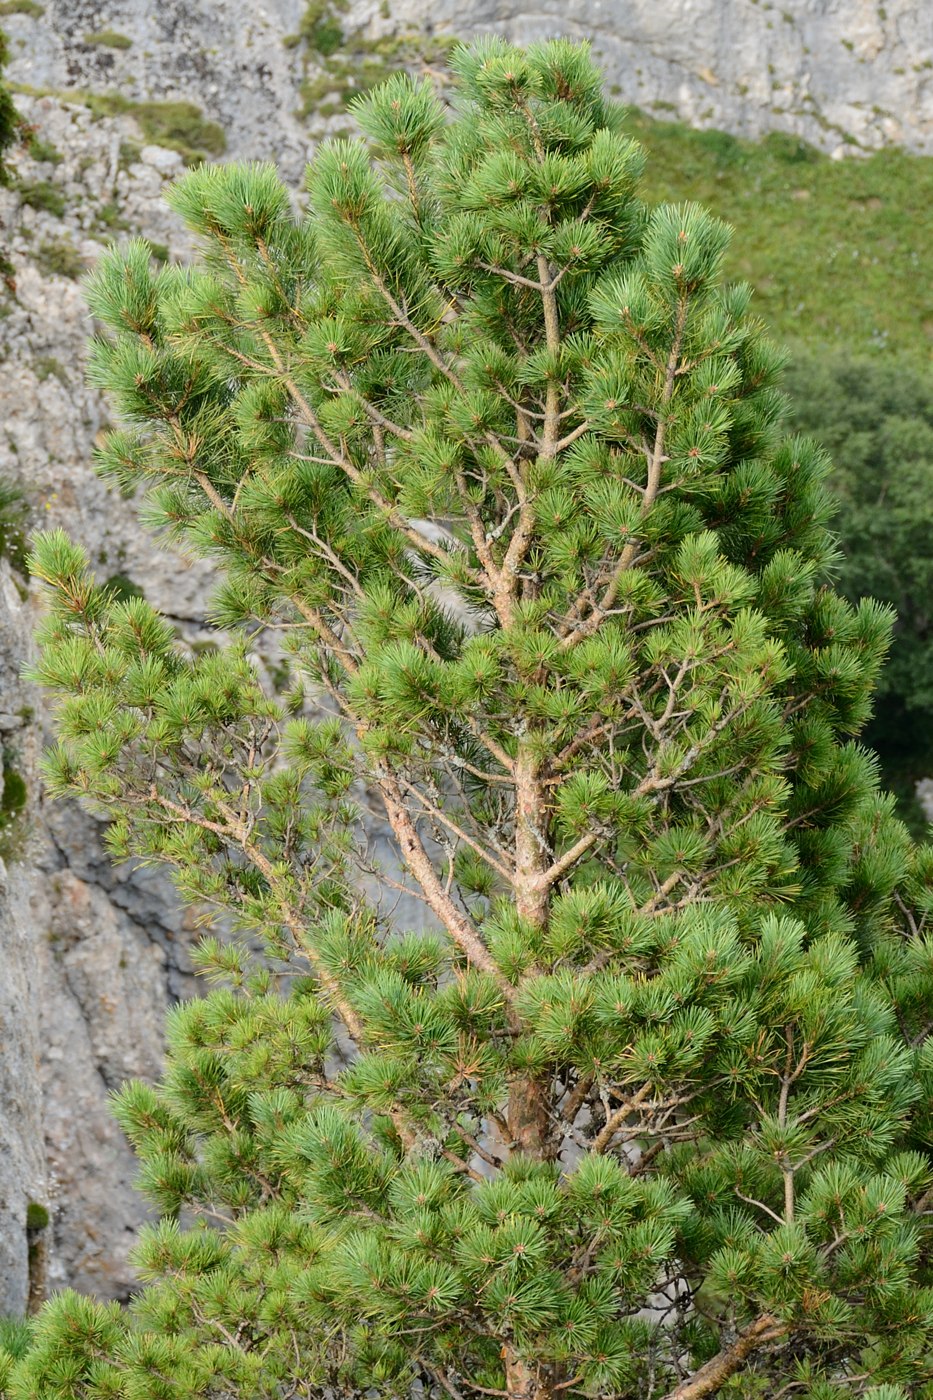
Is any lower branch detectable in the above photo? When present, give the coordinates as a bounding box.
[661,1314,787,1400]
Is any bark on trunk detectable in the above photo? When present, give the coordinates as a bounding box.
[504,1347,554,1400]
[507,1074,555,1159]
[513,753,549,928]
[509,752,556,1161]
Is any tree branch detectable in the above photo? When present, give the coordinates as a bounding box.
[659,1315,786,1400]
[377,770,516,1002]
[537,832,598,888]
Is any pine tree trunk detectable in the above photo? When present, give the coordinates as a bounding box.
[507,760,557,1374]
[513,753,550,929]
[505,1349,554,1400]
[509,752,556,1163]
[507,1075,554,1158]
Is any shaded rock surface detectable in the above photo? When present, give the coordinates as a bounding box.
[0,86,215,1311]
[0,0,931,1312]
[0,563,46,1317]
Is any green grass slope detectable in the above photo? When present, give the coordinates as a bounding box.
[627,112,933,361]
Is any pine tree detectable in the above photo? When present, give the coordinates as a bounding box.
[6,38,933,1400]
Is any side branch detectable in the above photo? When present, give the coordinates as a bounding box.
[153,794,365,1044]
[197,253,476,585]
[560,294,689,647]
[378,772,516,1003]
[537,832,598,888]
[282,375,479,579]
[660,1315,787,1400]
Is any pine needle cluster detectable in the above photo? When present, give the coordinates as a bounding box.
[5,38,933,1400]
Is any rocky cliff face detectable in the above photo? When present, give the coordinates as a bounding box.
[6,0,933,163]
[0,0,930,1315]
[357,0,933,158]
[0,563,45,1317]
[8,0,311,175]
[0,89,216,1309]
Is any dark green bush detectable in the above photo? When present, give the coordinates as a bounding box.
[15,178,65,216]
[786,353,933,826]
[0,25,19,188]
[34,236,85,279]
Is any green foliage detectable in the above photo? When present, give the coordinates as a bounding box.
[94,199,130,234]
[14,178,64,216]
[32,354,67,384]
[0,753,27,860]
[0,762,26,821]
[24,1202,48,1231]
[297,25,456,121]
[786,353,933,829]
[103,572,145,604]
[629,109,933,357]
[123,98,225,162]
[83,28,133,49]
[0,475,28,572]
[81,93,226,165]
[0,1323,29,1395]
[0,0,42,14]
[786,354,933,715]
[117,137,142,167]
[24,133,60,163]
[34,235,85,279]
[0,28,19,191]
[12,39,933,1400]
[299,0,347,56]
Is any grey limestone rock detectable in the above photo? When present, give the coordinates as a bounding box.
[0,565,46,1317]
[0,82,217,1305]
[343,0,933,158]
[6,0,312,179]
